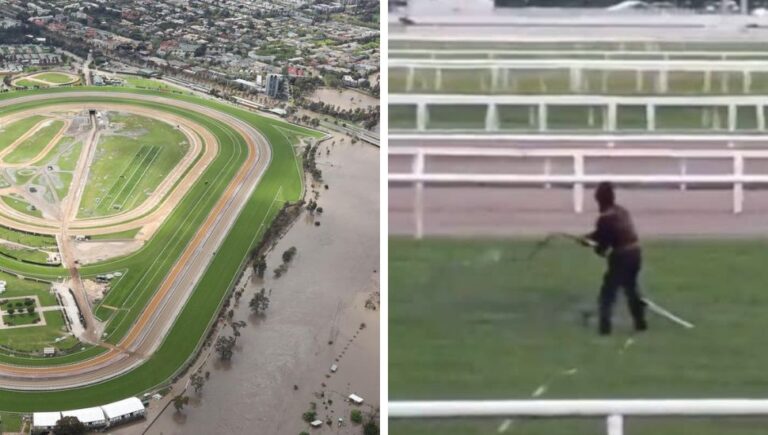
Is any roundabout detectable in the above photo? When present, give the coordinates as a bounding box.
[0,87,322,410]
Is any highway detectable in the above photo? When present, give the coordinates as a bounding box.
[0,92,272,390]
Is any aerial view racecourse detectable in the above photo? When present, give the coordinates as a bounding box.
[389,1,768,434]
[0,0,380,434]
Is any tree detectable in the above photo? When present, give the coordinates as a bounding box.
[27,306,34,314]
[215,335,236,361]
[282,246,297,263]
[172,394,189,412]
[253,255,267,278]
[190,372,206,393]
[249,288,270,315]
[54,416,86,435]
[231,320,246,338]
[7,308,13,315]
[350,409,363,424]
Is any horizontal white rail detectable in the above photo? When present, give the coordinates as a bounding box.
[389,146,768,158]
[391,399,768,435]
[390,173,768,183]
[390,94,768,105]
[390,58,768,72]
[390,399,768,418]
[390,94,768,133]
[389,133,768,142]
[389,146,764,237]
[389,48,768,60]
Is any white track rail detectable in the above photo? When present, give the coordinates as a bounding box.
[390,399,768,435]
[389,146,768,237]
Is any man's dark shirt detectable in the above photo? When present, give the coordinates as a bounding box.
[587,204,639,257]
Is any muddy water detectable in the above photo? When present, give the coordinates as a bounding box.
[309,88,379,111]
[118,136,380,435]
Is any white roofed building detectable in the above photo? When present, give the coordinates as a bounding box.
[61,407,107,429]
[32,412,61,434]
[101,397,146,425]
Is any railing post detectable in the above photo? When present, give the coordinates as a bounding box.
[573,154,585,213]
[485,103,499,132]
[757,104,765,131]
[544,158,552,189]
[539,103,548,132]
[435,68,443,91]
[679,158,687,191]
[491,66,499,93]
[606,414,624,435]
[646,103,656,131]
[406,66,415,92]
[413,150,425,239]
[744,70,752,94]
[728,104,737,132]
[606,102,618,131]
[734,154,744,214]
[416,102,429,132]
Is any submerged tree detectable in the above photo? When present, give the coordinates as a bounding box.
[249,288,270,315]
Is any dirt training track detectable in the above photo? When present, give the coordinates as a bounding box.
[0,92,272,390]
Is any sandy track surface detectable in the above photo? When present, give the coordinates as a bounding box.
[0,92,271,390]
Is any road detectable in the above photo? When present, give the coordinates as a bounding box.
[389,137,768,237]
[0,92,272,390]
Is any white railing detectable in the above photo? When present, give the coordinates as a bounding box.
[389,146,768,238]
[389,49,768,61]
[389,399,768,435]
[390,94,768,132]
[389,57,768,72]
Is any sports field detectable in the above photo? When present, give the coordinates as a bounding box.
[0,87,323,410]
[390,237,768,434]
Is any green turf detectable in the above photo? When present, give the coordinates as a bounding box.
[0,225,57,250]
[78,112,189,218]
[14,79,44,89]
[0,243,50,264]
[3,119,64,164]
[390,237,768,434]
[0,310,74,352]
[0,87,321,409]
[1,196,42,218]
[0,116,45,152]
[3,311,41,326]
[32,72,77,84]
[87,228,141,240]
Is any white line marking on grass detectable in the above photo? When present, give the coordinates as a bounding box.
[499,367,579,432]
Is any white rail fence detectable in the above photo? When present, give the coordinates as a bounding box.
[389,94,768,132]
[389,146,768,238]
[390,58,768,94]
[389,49,768,61]
[389,399,768,435]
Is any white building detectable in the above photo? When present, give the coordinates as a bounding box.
[101,397,146,425]
[61,407,107,429]
[31,412,61,434]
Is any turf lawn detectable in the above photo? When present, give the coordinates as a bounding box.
[78,112,189,218]
[0,116,45,151]
[32,72,77,84]
[390,237,768,434]
[3,119,64,164]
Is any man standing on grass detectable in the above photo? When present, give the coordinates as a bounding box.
[583,182,647,336]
